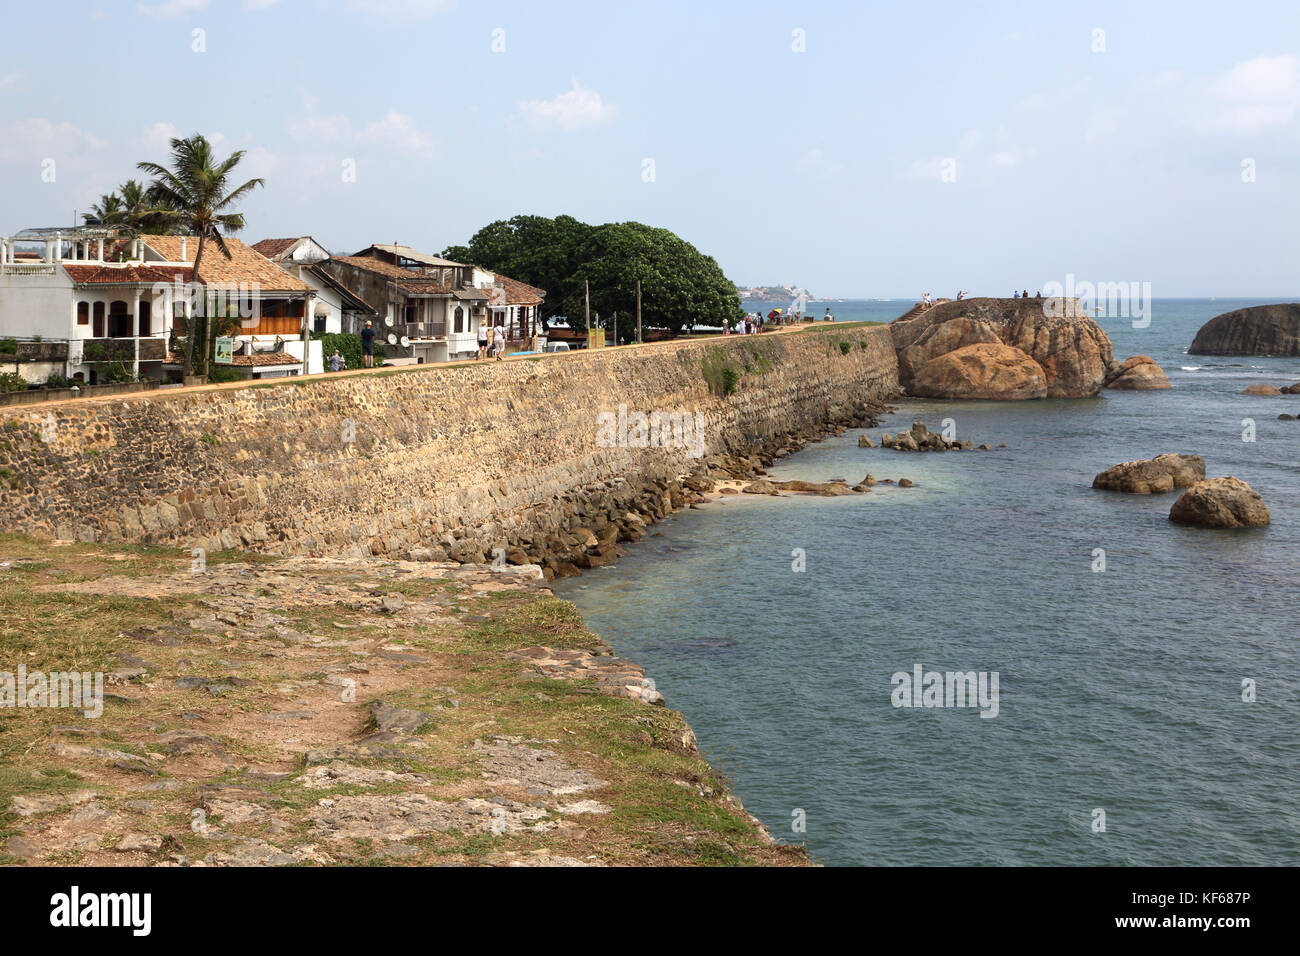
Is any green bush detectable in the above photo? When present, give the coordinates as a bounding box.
[839,341,852,355]
[0,338,17,355]
[43,373,75,389]
[701,347,741,397]
[0,372,29,393]
[208,367,243,384]
[313,331,385,371]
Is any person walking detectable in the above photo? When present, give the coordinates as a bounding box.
[476,319,489,360]
[492,322,506,361]
[361,321,375,368]
[329,349,344,372]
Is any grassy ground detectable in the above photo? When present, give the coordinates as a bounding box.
[0,534,809,867]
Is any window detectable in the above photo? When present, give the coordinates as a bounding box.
[92,302,105,338]
[138,300,151,337]
[77,301,89,325]
[454,306,464,333]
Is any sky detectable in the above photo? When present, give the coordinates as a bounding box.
[1,0,1297,297]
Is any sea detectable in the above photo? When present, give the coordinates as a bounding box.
[554,297,1300,866]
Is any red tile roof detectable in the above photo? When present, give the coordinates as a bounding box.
[63,264,193,284]
[139,235,313,292]
[331,256,454,295]
[250,238,301,259]
[231,351,302,367]
[492,274,546,306]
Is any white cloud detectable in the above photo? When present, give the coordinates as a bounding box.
[359,110,439,159]
[343,0,456,19]
[797,148,842,178]
[1083,106,1122,144]
[0,70,24,92]
[518,78,618,132]
[135,0,209,18]
[139,121,181,156]
[990,151,1019,167]
[904,157,947,181]
[1195,54,1299,133]
[0,119,105,163]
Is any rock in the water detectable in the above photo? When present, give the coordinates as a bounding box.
[1189,303,1300,356]
[1169,477,1270,528]
[741,479,780,495]
[891,296,1113,397]
[1242,384,1282,396]
[910,343,1048,401]
[1104,355,1172,390]
[1093,454,1206,494]
[898,478,915,488]
[857,434,876,448]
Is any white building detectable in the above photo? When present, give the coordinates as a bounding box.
[0,227,321,383]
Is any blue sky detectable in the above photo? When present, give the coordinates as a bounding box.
[1,0,1297,296]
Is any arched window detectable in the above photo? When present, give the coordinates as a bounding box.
[92,302,106,338]
[454,306,464,333]
[77,301,89,326]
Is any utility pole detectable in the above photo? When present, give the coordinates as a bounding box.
[584,279,590,347]
[613,311,617,347]
[636,280,642,344]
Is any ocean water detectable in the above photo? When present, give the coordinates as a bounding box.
[554,298,1300,866]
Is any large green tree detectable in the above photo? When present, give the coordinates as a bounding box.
[443,215,743,338]
[138,134,264,377]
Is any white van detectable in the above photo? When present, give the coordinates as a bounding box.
[544,342,570,353]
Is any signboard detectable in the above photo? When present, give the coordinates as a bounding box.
[587,329,606,349]
[214,337,234,365]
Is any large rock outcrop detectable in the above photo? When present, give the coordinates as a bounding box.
[1093,454,1205,494]
[1169,477,1270,528]
[910,344,1048,400]
[1188,304,1300,356]
[891,297,1113,398]
[1104,355,1171,390]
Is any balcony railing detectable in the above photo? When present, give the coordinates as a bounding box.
[1,262,58,276]
[403,322,447,340]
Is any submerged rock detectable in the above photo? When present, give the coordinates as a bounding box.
[1169,477,1270,528]
[1104,355,1171,390]
[1242,384,1283,396]
[1092,454,1206,494]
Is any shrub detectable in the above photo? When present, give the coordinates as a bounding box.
[313,331,385,371]
[0,372,29,392]
[0,338,17,355]
[839,341,852,355]
[43,374,75,389]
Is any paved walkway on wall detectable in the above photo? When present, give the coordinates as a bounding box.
[15,321,852,411]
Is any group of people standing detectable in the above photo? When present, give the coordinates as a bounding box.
[1012,290,1043,299]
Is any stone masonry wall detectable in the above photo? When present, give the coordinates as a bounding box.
[0,326,899,569]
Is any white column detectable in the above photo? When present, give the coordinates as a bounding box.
[131,290,142,378]
[301,293,314,376]
[96,238,104,262]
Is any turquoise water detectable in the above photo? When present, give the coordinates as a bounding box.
[555,299,1300,866]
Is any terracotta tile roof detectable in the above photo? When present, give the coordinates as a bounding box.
[331,256,454,296]
[139,235,313,293]
[492,274,546,306]
[231,351,302,367]
[63,264,193,284]
[250,238,301,260]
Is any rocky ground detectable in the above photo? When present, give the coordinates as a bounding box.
[0,537,807,867]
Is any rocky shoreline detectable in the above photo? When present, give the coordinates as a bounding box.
[419,397,895,581]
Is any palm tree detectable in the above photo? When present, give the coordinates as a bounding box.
[83,192,124,226]
[137,134,265,378]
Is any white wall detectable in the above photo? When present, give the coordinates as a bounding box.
[0,271,75,340]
